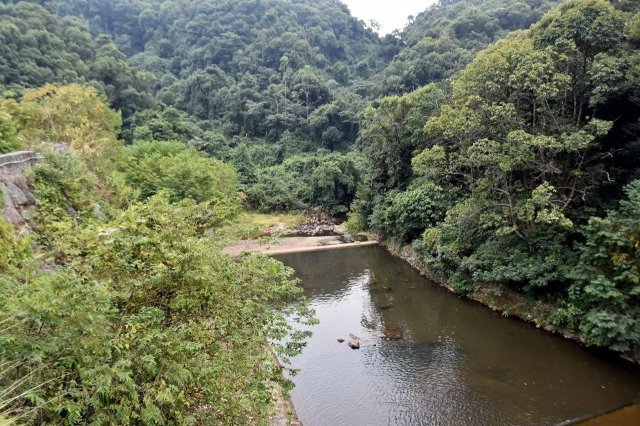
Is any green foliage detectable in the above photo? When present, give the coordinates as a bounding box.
[119,141,239,209]
[554,180,640,351]
[246,152,359,217]
[0,194,310,424]
[57,0,382,147]
[0,220,32,273]
[354,0,640,354]
[131,106,203,143]
[354,84,447,223]
[0,2,154,128]
[2,0,640,415]
[0,74,307,423]
[30,151,104,254]
[20,84,123,172]
[376,0,560,95]
[0,99,23,154]
[370,182,448,243]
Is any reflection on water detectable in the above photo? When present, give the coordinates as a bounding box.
[277,246,640,426]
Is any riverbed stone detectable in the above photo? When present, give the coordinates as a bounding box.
[383,325,403,340]
[347,334,360,349]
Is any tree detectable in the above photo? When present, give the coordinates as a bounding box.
[119,141,239,207]
[19,84,122,171]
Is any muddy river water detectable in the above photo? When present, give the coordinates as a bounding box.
[276,246,640,426]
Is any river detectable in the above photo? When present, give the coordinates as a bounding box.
[276,246,640,426]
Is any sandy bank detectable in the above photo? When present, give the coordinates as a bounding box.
[223,236,378,256]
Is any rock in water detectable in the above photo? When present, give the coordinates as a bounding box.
[347,333,360,349]
[377,301,393,310]
[337,338,345,343]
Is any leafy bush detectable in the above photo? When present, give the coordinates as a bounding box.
[246,164,306,212]
[555,180,640,352]
[0,99,23,154]
[0,82,309,424]
[464,233,576,293]
[20,84,123,171]
[372,182,448,242]
[120,141,239,208]
[0,195,310,424]
[247,152,359,217]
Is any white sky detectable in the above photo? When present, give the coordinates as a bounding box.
[341,0,438,34]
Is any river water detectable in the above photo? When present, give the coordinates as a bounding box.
[276,246,640,426]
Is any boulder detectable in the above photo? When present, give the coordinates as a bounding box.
[347,333,360,349]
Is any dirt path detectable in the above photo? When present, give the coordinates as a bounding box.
[223,236,378,256]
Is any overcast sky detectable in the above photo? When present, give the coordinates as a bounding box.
[341,0,438,34]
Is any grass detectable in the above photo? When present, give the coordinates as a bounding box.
[240,212,305,229]
[226,212,305,241]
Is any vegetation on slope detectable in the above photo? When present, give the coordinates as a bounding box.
[0,86,310,424]
[353,0,640,354]
[56,0,382,144]
[0,2,155,131]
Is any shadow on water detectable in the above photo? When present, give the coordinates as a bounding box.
[276,246,640,426]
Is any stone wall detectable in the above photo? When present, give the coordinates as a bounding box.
[0,150,44,175]
[0,150,43,228]
[0,146,70,229]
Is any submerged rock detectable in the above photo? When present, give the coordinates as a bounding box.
[378,303,393,310]
[382,325,403,340]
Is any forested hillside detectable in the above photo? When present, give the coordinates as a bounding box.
[0,2,155,126]
[1,0,640,423]
[375,0,561,95]
[58,0,381,142]
[49,0,391,215]
[353,0,640,353]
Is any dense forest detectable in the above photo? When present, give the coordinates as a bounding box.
[1,0,639,423]
[376,0,560,94]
